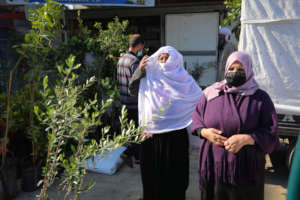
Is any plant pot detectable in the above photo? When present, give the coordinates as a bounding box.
[21,165,41,192]
[20,155,42,192]
[0,153,18,199]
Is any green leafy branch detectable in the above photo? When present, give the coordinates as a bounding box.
[35,55,145,200]
[221,0,241,40]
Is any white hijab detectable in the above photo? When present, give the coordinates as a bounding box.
[139,46,203,134]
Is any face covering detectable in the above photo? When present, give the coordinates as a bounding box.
[137,50,143,57]
[159,62,166,69]
[225,71,246,87]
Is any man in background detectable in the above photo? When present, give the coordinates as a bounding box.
[117,34,145,167]
[217,27,237,81]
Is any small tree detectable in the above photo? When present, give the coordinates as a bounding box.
[35,55,144,200]
[221,0,241,40]
[2,1,140,198]
[15,0,132,168]
[15,0,64,166]
[83,16,130,83]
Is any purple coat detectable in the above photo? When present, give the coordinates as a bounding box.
[192,89,279,191]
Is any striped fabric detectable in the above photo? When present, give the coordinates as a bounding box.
[117,52,139,109]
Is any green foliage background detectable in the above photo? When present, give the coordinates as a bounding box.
[221,0,241,40]
[0,1,142,199]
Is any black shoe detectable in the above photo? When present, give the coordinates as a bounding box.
[121,153,133,168]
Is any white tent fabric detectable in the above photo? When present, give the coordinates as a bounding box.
[239,0,300,115]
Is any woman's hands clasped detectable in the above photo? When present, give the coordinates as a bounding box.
[200,128,227,147]
[224,134,255,154]
[200,128,255,153]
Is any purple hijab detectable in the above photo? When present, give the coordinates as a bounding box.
[204,51,259,101]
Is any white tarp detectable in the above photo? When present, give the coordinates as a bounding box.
[239,0,300,115]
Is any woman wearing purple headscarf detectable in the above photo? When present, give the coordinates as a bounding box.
[192,51,279,200]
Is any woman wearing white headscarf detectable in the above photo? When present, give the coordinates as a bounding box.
[129,46,202,200]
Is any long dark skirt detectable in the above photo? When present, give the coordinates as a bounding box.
[201,152,266,200]
[140,128,189,200]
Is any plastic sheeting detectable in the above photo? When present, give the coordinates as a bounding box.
[239,0,300,115]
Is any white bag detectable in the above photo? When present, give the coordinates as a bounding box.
[85,146,126,175]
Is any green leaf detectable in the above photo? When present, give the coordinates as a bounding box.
[43,76,49,90]
[58,65,63,74]
[71,145,76,153]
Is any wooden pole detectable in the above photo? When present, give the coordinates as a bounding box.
[2,57,22,165]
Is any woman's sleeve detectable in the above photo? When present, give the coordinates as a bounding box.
[250,92,280,154]
[128,68,146,96]
[192,95,207,137]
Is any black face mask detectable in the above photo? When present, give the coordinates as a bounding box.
[225,71,247,87]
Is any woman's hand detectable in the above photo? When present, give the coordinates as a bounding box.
[201,128,227,147]
[141,132,153,139]
[224,134,255,154]
[138,56,149,71]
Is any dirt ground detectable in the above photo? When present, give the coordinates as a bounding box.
[8,145,289,200]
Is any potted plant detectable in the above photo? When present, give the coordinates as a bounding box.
[20,121,47,192]
[0,60,45,194]
[17,81,48,192]
[0,59,22,199]
[10,1,145,198]
[0,81,44,193]
[34,55,145,200]
[13,0,63,192]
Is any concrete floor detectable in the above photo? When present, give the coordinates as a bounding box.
[3,146,288,200]
[11,147,288,200]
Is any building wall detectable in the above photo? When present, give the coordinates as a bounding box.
[65,1,226,86]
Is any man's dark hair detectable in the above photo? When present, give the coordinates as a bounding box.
[129,34,145,48]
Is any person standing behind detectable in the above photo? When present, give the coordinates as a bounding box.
[117,34,145,167]
[217,27,236,81]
